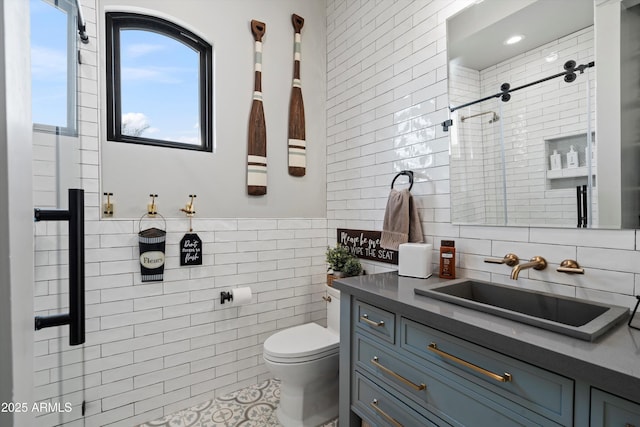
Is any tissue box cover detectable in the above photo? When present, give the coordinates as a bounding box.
[398,243,433,278]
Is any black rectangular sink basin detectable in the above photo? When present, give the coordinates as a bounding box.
[414,280,629,341]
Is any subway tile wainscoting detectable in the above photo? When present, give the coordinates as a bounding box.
[25,1,639,427]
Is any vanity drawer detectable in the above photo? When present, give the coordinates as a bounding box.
[401,317,574,426]
[353,372,443,427]
[590,388,640,427]
[355,334,429,402]
[355,334,558,427]
[354,300,395,344]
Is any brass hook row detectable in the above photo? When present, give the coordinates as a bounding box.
[102,193,198,219]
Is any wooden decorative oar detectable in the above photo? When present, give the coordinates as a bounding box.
[247,20,267,196]
[288,14,306,177]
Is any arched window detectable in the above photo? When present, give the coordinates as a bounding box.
[106,13,213,151]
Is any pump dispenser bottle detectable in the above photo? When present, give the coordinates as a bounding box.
[566,145,578,168]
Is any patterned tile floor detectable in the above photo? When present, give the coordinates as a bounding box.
[138,378,339,427]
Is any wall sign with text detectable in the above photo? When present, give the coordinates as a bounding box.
[337,228,398,265]
[180,233,203,266]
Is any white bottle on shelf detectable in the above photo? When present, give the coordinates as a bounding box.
[549,149,562,170]
[566,145,578,169]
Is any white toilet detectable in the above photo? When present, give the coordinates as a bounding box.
[263,286,340,427]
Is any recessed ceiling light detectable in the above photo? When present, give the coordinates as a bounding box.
[504,35,524,45]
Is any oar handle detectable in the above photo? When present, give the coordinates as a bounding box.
[251,20,266,42]
[292,14,304,33]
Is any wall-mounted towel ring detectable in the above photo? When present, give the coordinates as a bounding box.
[391,170,414,191]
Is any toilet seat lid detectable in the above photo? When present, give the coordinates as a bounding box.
[263,323,339,361]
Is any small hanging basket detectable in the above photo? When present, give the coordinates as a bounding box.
[138,213,166,282]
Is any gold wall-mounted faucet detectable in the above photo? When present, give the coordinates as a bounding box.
[510,256,547,280]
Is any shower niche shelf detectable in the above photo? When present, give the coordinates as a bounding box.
[545,132,596,190]
[546,167,593,180]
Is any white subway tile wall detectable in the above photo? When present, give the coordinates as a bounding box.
[325,1,638,298]
[30,1,639,427]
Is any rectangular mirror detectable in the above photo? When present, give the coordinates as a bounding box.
[447,0,640,229]
[448,0,595,228]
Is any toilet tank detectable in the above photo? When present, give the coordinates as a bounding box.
[326,286,341,334]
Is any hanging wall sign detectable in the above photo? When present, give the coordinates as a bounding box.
[337,228,398,265]
[180,233,203,266]
[139,226,166,282]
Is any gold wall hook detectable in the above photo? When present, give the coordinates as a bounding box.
[147,194,158,216]
[180,194,197,216]
[557,259,585,274]
[103,192,114,217]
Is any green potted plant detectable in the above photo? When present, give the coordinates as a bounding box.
[326,245,362,285]
[342,257,363,277]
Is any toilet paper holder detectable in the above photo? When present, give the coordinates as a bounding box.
[220,291,233,304]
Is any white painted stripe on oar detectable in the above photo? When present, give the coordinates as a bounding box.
[294,34,301,61]
[288,150,306,168]
[248,155,267,164]
[254,41,262,72]
[247,166,267,186]
[253,91,263,101]
[292,79,301,88]
[288,138,306,148]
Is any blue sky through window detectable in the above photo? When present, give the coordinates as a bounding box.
[30,0,69,128]
[120,30,201,145]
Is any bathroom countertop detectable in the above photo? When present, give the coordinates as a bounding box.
[333,271,640,403]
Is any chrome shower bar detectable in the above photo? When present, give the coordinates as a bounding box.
[34,188,85,346]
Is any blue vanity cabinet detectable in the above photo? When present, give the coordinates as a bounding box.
[354,333,558,426]
[401,318,574,426]
[590,388,640,426]
[350,299,573,426]
[335,274,640,427]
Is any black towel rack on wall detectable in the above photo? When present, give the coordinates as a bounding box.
[34,188,85,346]
[391,170,414,191]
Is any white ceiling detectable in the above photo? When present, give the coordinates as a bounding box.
[448,0,594,71]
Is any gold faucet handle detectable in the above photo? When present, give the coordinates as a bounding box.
[484,253,519,267]
[529,256,547,270]
[557,259,584,274]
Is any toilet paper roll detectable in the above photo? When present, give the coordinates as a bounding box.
[231,287,252,305]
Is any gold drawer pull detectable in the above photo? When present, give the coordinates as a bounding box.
[428,342,512,383]
[370,399,403,427]
[371,356,426,391]
[360,313,385,327]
